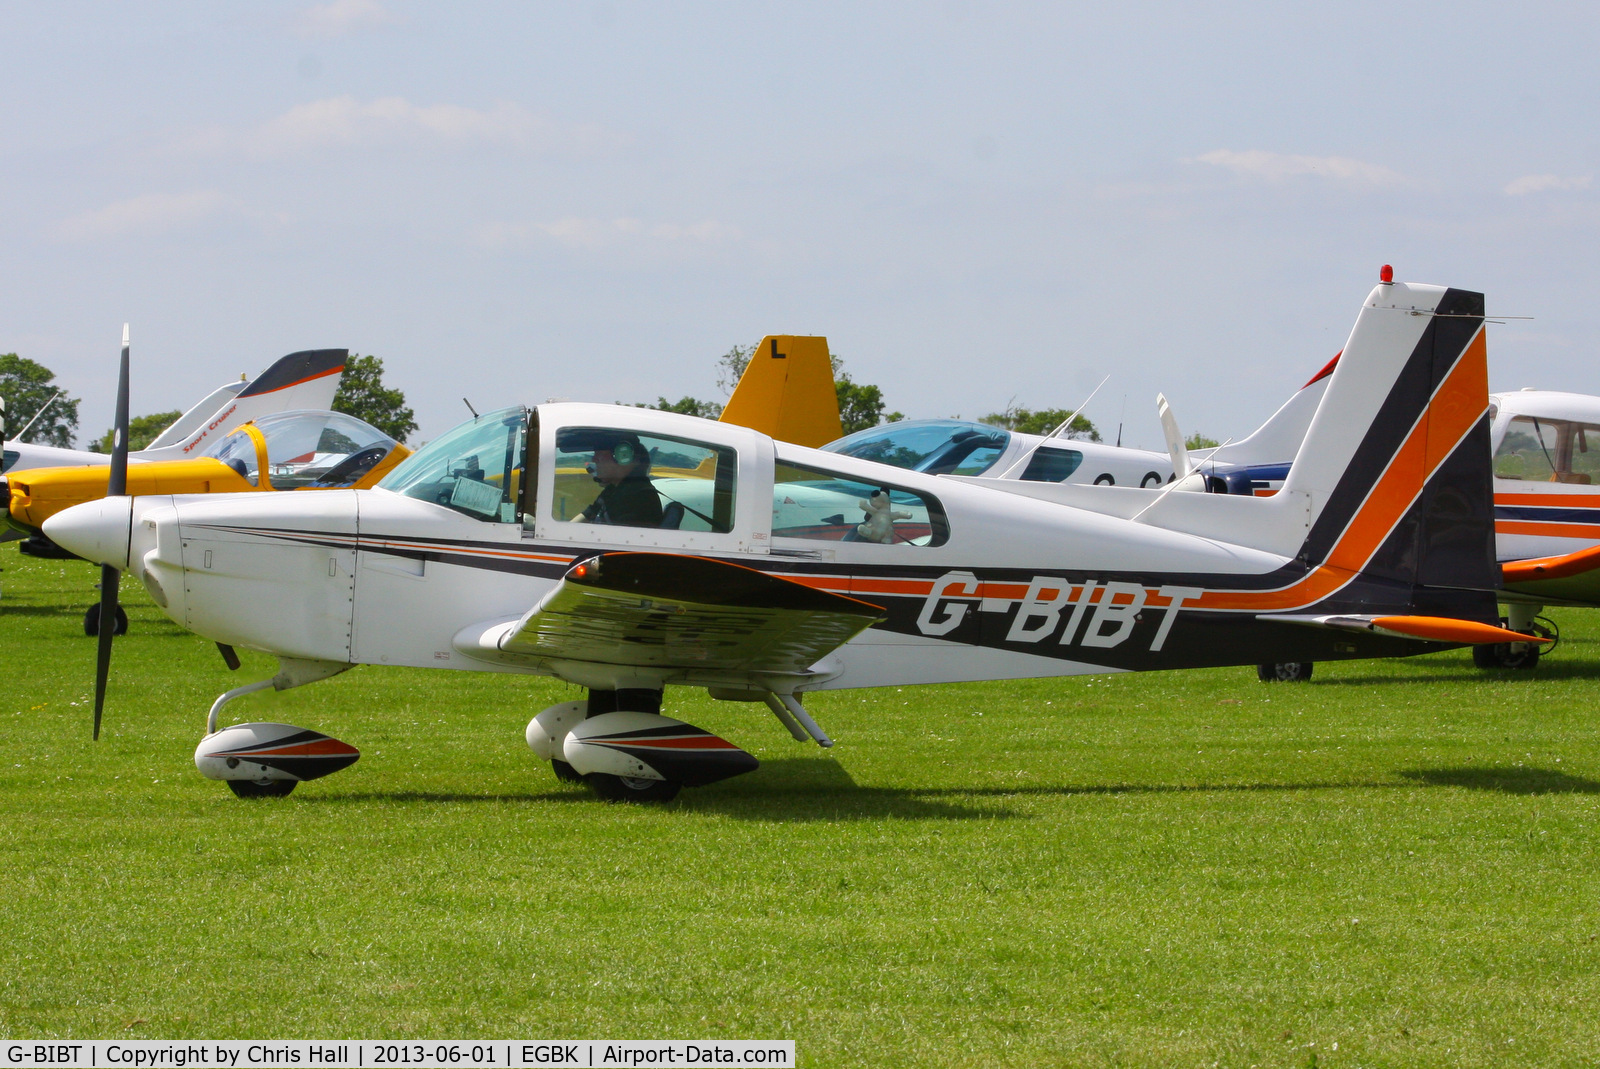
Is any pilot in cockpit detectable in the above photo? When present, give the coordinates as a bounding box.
[576,431,663,527]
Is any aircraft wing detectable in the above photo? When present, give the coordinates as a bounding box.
[1499,545,1600,606]
[455,552,886,676]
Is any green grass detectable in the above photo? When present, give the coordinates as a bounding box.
[3,542,1600,1066]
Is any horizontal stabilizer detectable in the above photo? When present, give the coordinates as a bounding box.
[1502,544,1600,584]
[1497,543,1600,606]
[1259,613,1550,645]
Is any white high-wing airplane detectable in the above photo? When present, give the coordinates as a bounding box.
[47,279,1541,801]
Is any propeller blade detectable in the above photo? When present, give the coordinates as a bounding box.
[109,324,130,497]
[92,323,132,740]
[92,563,117,740]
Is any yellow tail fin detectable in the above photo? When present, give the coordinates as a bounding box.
[719,336,843,448]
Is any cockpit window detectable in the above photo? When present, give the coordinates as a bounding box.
[212,410,400,490]
[551,427,735,532]
[380,406,527,521]
[2,449,18,474]
[1495,415,1600,484]
[773,460,949,546]
[1019,446,1083,482]
[824,420,1011,476]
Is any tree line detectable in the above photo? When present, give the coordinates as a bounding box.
[4,344,1215,455]
[0,353,417,453]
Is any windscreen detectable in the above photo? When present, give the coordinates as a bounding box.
[380,406,527,521]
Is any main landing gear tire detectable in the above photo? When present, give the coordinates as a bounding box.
[1257,661,1313,682]
[227,779,298,798]
[551,759,585,784]
[1472,641,1541,670]
[83,602,129,637]
[586,773,682,804]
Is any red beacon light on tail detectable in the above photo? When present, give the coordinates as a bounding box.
[1380,264,1394,284]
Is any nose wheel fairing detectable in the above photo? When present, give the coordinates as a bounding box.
[195,722,360,785]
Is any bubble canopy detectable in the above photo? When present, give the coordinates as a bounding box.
[206,410,400,490]
[823,419,1011,476]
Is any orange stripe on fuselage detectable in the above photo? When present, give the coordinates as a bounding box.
[1495,520,1600,539]
[1496,492,1600,507]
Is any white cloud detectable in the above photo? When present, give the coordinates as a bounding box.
[209,95,624,158]
[294,0,398,39]
[58,190,231,241]
[1193,149,1405,187]
[476,217,742,250]
[1504,173,1592,196]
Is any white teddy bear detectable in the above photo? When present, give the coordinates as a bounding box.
[857,489,912,544]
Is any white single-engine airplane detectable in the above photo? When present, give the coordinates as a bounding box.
[47,278,1542,801]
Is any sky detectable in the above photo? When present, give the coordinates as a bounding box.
[3,0,1598,451]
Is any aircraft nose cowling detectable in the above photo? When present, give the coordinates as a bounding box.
[43,497,133,569]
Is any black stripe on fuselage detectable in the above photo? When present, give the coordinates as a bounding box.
[1495,505,1600,524]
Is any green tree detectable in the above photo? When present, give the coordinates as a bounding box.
[88,410,184,453]
[649,396,722,418]
[836,373,904,436]
[646,342,902,436]
[980,403,1100,441]
[1185,432,1220,450]
[0,354,81,448]
[715,343,756,397]
[332,354,417,443]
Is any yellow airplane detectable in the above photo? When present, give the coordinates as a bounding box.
[718,335,842,447]
[7,408,410,635]
[7,408,409,537]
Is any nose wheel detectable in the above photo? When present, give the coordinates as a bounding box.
[227,779,298,798]
[587,773,682,803]
[83,602,129,637]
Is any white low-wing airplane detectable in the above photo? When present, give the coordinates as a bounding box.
[46,279,1540,801]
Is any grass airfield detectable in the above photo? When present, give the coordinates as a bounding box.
[2,542,1599,1067]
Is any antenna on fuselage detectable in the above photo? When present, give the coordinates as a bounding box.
[992,373,1111,480]
[14,389,63,443]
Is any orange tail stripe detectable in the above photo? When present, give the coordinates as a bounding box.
[1195,326,1486,613]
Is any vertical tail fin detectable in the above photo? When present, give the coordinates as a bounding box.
[141,349,347,459]
[1283,283,1498,608]
[1133,279,1498,618]
[718,336,843,448]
